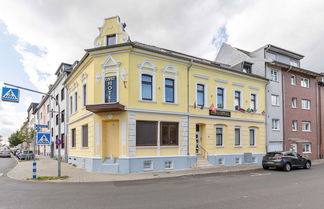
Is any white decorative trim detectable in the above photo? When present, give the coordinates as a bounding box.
[139,60,156,102]
[162,65,178,75]
[138,60,157,71]
[232,82,244,87]
[95,72,101,83]
[194,74,209,80]
[249,86,260,90]
[101,55,120,104]
[215,78,228,84]
[102,55,121,69]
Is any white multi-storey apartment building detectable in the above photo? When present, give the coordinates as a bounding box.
[34,62,73,159]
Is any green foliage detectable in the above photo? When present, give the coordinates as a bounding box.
[8,120,35,147]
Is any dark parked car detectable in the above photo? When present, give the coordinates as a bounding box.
[262,151,311,172]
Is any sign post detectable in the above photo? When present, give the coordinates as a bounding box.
[2,82,62,177]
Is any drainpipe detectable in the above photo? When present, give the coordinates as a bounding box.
[317,82,322,158]
[187,59,193,156]
[282,68,286,151]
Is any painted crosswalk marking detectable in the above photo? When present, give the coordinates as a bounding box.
[0,173,3,177]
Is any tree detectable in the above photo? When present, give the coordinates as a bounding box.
[8,120,35,147]
[8,131,24,147]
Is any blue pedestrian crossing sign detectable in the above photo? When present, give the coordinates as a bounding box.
[1,87,20,103]
[36,133,51,145]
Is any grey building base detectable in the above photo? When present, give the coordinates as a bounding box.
[207,153,265,166]
[68,155,197,174]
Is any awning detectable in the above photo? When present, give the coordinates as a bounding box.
[85,103,125,113]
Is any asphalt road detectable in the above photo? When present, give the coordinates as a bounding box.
[1,157,324,209]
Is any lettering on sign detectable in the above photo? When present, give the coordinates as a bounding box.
[105,76,117,103]
[209,110,231,117]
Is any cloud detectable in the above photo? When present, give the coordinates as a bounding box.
[0,102,26,140]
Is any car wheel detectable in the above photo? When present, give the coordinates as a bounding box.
[284,163,291,172]
[304,161,311,169]
[262,165,269,170]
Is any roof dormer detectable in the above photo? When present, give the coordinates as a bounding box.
[93,16,130,48]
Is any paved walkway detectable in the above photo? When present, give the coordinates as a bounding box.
[7,156,324,183]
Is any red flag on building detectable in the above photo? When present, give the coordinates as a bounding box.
[210,103,216,113]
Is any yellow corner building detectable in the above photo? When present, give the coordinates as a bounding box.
[65,16,268,173]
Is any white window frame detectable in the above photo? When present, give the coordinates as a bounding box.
[291,143,297,152]
[270,69,279,82]
[291,97,297,108]
[271,94,279,106]
[249,128,257,147]
[301,99,310,110]
[302,143,311,153]
[250,93,258,111]
[215,125,224,147]
[272,119,280,131]
[291,75,296,85]
[233,89,243,110]
[139,60,157,102]
[301,77,310,88]
[74,91,78,113]
[195,82,208,108]
[234,126,241,147]
[163,75,178,104]
[216,86,226,109]
[302,121,311,132]
[82,83,87,107]
[292,120,298,131]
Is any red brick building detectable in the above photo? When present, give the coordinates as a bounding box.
[268,61,322,159]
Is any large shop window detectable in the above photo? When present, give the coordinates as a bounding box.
[160,122,178,146]
[105,76,117,103]
[217,88,224,109]
[141,74,153,100]
[136,121,158,146]
[197,84,205,106]
[165,78,175,103]
[82,124,88,147]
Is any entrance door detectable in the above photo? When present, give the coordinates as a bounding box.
[195,124,201,154]
[104,121,119,158]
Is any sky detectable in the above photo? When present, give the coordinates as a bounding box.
[1,0,324,143]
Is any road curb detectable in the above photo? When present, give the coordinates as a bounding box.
[6,159,324,184]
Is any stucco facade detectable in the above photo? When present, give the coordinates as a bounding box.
[65,17,268,173]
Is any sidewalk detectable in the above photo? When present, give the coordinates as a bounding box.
[7,156,324,183]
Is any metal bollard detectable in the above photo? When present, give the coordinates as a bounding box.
[32,161,37,179]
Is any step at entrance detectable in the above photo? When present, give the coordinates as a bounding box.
[192,155,214,168]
